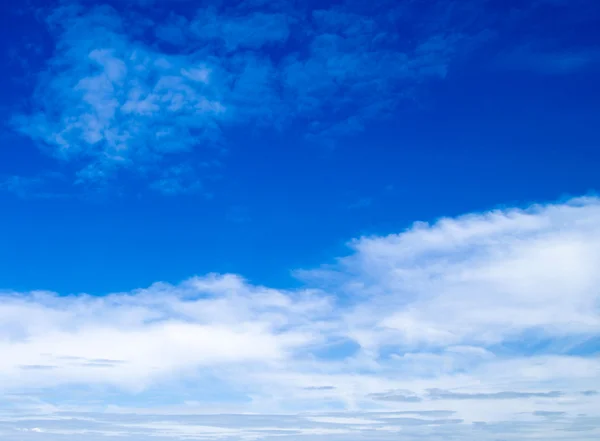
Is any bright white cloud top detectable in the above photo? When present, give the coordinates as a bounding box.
[1,197,599,439]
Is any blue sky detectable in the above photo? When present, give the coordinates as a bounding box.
[1,0,600,439]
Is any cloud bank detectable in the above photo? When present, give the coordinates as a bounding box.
[1,197,599,439]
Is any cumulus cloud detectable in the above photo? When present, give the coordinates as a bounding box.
[298,197,600,355]
[0,273,328,392]
[1,197,600,438]
[12,1,473,191]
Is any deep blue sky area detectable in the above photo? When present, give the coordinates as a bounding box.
[0,0,599,294]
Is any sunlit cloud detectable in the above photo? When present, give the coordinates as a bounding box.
[1,197,599,439]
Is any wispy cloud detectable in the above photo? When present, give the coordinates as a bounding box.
[427,389,563,400]
[1,197,600,438]
[12,1,474,191]
[496,44,600,74]
[149,164,203,195]
[347,197,372,210]
[0,172,69,199]
[13,4,227,189]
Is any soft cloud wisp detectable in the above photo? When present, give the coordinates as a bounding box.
[13,1,467,189]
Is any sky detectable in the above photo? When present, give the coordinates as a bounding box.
[0,0,599,439]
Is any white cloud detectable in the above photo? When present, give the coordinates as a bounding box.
[1,197,600,438]
[302,197,600,351]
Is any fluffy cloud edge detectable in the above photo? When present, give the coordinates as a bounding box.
[1,196,600,439]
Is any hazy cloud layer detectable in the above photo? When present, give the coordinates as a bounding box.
[1,197,600,439]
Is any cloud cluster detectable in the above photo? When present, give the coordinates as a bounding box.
[303,198,600,353]
[13,1,466,189]
[1,197,600,439]
[8,0,597,195]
